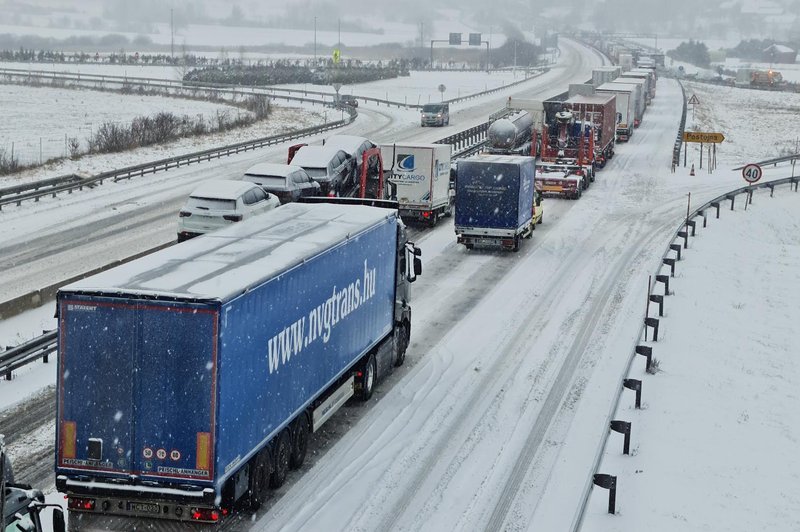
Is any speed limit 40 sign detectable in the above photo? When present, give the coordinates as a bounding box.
[742,163,762,184]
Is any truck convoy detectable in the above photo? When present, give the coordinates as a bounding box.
[55,201,422,525]
[380,143,453,226]
[455,155,541,251]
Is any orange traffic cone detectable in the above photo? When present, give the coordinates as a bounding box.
[690,164,695,176]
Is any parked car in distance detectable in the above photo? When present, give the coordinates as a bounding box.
[177,179,280,242]
[242,163,321,204]
[338,94,359,108]
[421,103,450,127]
[289,145,354,196]
[324,134,377,180]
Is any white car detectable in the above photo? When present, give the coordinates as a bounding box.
[177,180,280,242]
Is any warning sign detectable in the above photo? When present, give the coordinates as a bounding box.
[687,94,700,105]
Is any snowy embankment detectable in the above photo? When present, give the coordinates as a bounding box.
[583,189,800,531]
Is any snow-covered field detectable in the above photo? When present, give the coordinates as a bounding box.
[0,19,520,50]
[0,95,328,186]
[0,83,263,165]
[683,80,800,165]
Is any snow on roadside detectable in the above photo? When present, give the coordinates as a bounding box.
[583,190,800,531]
[0,98,327,188]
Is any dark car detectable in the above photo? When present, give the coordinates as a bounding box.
[242,163,321,204]
[338,95,359,108]
[289,146,354,196]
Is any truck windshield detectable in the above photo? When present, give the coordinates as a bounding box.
[422,105,444,113]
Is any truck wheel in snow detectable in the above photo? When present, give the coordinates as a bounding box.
[537,215,543,225]
[269,430,291,489]
[465,244,474,250]
[445,201,454,218]
[512,237,520,252]
[248,448,271,509]
[289,415,309,469]
[358,353,377,400]
[394,321,410,367]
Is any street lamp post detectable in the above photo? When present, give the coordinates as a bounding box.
[314,17,317,66]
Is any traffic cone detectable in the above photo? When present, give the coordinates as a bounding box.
[690,164,695,176]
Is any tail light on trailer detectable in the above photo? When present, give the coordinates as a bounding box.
[68,497,96,511]
[190,508,220,522]
[422,211,431,219]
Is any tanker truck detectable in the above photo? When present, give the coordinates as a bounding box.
[485,111,535,156]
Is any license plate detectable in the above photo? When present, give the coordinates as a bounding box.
[128,502,160,515]
[543,186,562,192]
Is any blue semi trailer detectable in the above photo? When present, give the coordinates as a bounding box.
[454,155,541,251]
[55,201,421,524]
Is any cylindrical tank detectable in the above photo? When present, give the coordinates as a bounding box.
[487,112,534,150]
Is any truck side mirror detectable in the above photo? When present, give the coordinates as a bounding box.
[413,258,422,277]
[53,507,66,532]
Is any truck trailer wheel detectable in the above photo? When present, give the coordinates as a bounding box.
[269,430,292,489]
[248,448,271,509]
[289,415,310,469]
[357,353,377,401]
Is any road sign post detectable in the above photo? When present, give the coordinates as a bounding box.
[742,163,763,211]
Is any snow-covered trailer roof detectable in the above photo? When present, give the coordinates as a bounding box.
[61,203,396,303]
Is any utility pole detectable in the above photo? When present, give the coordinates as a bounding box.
[170,8,174,59]
[338,18,341,48]
[314,16,317,65]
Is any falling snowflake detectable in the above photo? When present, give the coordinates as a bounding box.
[114,411,123,422]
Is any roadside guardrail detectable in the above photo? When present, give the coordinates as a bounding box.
[0,331,57,380]
[571,173,800,529]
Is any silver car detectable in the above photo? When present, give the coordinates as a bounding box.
[242,163,321,204]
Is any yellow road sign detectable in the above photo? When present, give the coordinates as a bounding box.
[683,131,724,143]
[333,49,341,63]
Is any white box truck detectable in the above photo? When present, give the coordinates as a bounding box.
[595,82,636,142]
[602,81,643,129]
[617,76,650,109]
[380,143,453,226]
